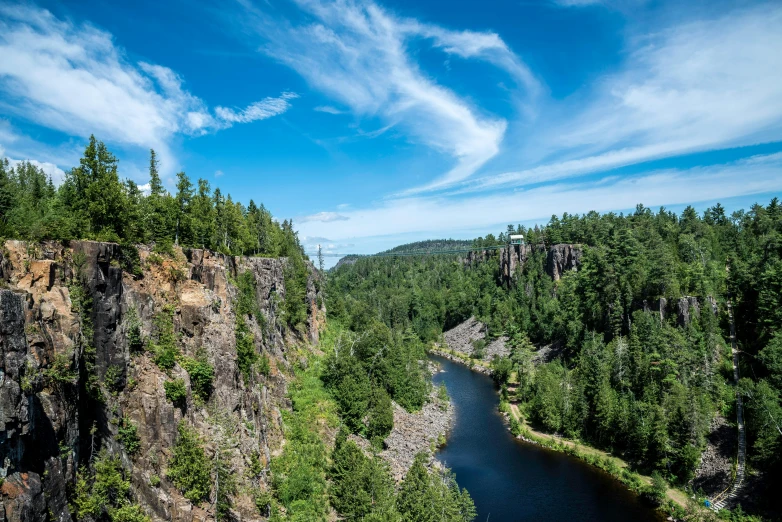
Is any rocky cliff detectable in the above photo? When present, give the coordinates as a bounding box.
[497,243,582,286]
[0,240,324,522]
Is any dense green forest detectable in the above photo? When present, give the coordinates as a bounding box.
[327,200,782,512]
[0,138,477,522]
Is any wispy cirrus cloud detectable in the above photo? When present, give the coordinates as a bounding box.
[314,105,346,115]
[216,92,299,124]
[0,4,296,173]
[296,152,782,243]
[298,211,350,223]
[242,0,538,195]
[460,3,782,194]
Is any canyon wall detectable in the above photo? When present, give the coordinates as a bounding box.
[0,240,323,522]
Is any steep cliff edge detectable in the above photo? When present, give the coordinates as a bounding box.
[0,240,324,522]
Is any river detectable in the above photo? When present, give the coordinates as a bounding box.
[430,355,663,522]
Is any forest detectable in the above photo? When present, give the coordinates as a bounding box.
[0,137,477,522]
[327,200,782,516]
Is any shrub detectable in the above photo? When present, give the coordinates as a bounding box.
[168,422,211,503]
[44,353,77,386]
[151,306,179,371]
[119,243,143,278]
[164,378,187,407]
[104,364,124,393]
[645,471,668,506]
[149,474,161,487]
[125,307,143,353]
[118,416,141,455]
[236,317,257,382]
[257,353,271,377]
[182,356,214,403]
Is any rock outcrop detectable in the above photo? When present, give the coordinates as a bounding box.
[442,317,508,361]
[497,243,582,286]
[0,240,324,522]
[546,244,582,281]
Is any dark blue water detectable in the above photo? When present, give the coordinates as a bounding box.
[431,355,662,522]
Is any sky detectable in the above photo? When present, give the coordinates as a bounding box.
[1,0,781,266]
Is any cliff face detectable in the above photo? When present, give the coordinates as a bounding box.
[0,240,324,522]
[497,243,583,286]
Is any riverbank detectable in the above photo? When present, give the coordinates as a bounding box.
[429,347,710,521]
[351,384,453,482]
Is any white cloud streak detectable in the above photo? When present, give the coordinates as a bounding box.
[463,4,782,193]
[245,0,537,194]
[215,92,299,124]
[298,211,350,223]
[0,5,295,173]
[296,152,782,242]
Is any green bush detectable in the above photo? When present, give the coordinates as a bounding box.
[181,356,214,403]
[151,306,178,371]
[104,364,124,393]
[72,450,148,521]
[164,378,187,406]
[118,416,140,455]
[168,422,211,503]
[257,353,271,377]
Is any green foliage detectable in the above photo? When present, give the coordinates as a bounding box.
[72,450,148,521]
[181,355,214,403]
[1,139,308,257]
[149,474,161,487]
[257,353,271,377]
[104,364,124,393]
[164,378,187,407]
[117,416,140,455]
[43,352,77,386]
[125,306,143,353]
[151,305,178,371]
[367,386,394,441]
[168,422,211,503]
[645,471,668,506]
[397,452,476,522]
[329,430,398,519]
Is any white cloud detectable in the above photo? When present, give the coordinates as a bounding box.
[298,211,350,223]
[245,0,536,194]
[295,152,782,242]
[215,92,298,124]
[465,4,782,193]
[0,5,295,174]
[314,105,345,115]
[214,170,224,177]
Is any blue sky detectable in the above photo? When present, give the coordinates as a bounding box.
[1,0,781,264]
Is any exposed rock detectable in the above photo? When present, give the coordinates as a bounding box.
[0,240,325,521]
[676,296,701,327]
[442,317,508,361]
[352,388,453,482]
[546,244,582,281]
[693,415,735,497]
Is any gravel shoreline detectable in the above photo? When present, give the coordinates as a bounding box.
[351,384,454,482]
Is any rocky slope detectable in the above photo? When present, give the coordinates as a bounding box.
[0,240,324,522]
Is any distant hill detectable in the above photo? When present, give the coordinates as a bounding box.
[331,239,475,270]
[332,254,360,270]
[380,239,474,255]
